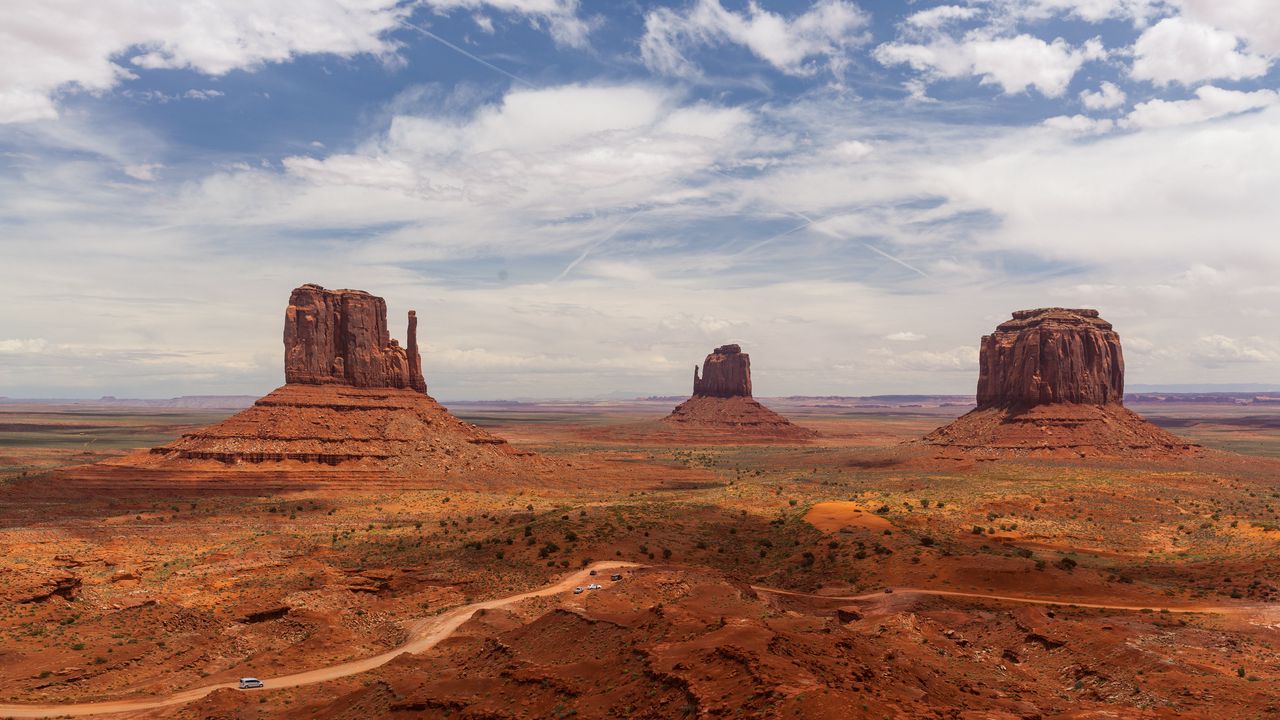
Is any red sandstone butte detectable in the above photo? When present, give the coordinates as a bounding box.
[284,284,425,392]
[663,344,814,440]
[977,308,1123,408]
[924,307,1195,457]
[84,284,546,484]
[693,344,752,398]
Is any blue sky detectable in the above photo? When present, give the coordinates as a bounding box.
[1,0,1278,399]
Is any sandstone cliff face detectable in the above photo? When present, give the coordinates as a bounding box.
[284,284,426,392]
[693,344,752,398]
[976,308,1123,409]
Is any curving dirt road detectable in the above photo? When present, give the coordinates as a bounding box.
[0,561,640,719]
[2,565,1270,718]
[752,585,1267,616]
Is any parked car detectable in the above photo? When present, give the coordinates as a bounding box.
[588,583,602,590]
[610,574,623,581]
[239,678,264,689]
[573,586,584,594]
[884,588,894,594]
[589,570,597,576]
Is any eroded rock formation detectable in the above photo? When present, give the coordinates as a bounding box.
[977,308,1123,408]
[923,308,1195,458]
[693,344,752,398]
[663,344,814,440]
[97,284,545,483]
[284,284,425,393]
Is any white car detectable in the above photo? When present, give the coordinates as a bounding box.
[573,586,584,594]
[239,678,264,689]
[587,583,602,590]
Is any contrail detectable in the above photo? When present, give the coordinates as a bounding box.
[708,168,929,278]
[552,211,643,283]
[402,22,536,89]
[860,241,929,277]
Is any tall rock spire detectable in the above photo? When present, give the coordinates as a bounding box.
[283,284,425,393]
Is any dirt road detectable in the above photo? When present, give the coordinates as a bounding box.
[3,565,1272,718]
[0,561,640,719]
[753,585,1267,615]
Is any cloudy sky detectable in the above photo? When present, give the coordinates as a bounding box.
[1,0,1278,399]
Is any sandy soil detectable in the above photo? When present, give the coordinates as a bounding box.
[2,401,1280,718]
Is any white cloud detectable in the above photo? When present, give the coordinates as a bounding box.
[1177,0,1280,56]
[0,338,49,354]
[1020,0,1164,23]
[875,34,1105,97]
[183,89,225,100]
[422,0,591,47]
[123,163,163,181]
[869,345,979,372]
[1043,114,1115,133]
[834,140,874,160]
[885,331,927,342]
[0,0,407,123]
[906,6,979,29]
[1080,80,1126,110]
[641,0,870,77]
[1193,335,1278,366]
[1132,16,1270,86]
[1123,85,1279,129]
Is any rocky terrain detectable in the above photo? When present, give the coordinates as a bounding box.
[2,305,1279,719]
[284,284,427,393]
[925,308,1197,458]
[660,345,816,441]
[57,286,550,487]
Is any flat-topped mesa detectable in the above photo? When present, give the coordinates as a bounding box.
[693,344,752,398]
[976,308,1123,409]
[284,284,426,393]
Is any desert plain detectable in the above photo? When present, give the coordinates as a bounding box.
[3,394,1280,719]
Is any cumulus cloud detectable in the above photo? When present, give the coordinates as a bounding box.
[875,34,1105,97]
[0,0,408,124]
[1122,85,1279,129]
[869,345,979,372]
[1193,335,1278,366]
[640,0,870,77]
[1132,16,1270,86]
[905,5,980,29]
[1042,114,1115,134]
[0,338,49,354]
[1177,0,1280,56]
[123,163,163,181]
[1080,81,1126,110]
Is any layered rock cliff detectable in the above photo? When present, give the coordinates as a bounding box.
[283,284,425,393]
[923,307,1195,457]
[693,344,752,398]
[977,308,1123,409]
[663,344,814,440]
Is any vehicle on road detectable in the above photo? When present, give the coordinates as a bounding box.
[589,570,597,576]
[610,574,623,581]
[884,588,894,594]
[238,678,264,690]
[573,586,584,594]
[587,583,602,590]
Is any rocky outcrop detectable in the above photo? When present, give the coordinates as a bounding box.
[659,344,814,440]
[94,284,548,483]
[284,284,425,393]
[923,308,1196,458]
[693,344,752,398]
[977,308,1123,408]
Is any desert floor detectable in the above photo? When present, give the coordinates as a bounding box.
[2,399,1280,719]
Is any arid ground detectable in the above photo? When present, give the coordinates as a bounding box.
[3,398,1280,719]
